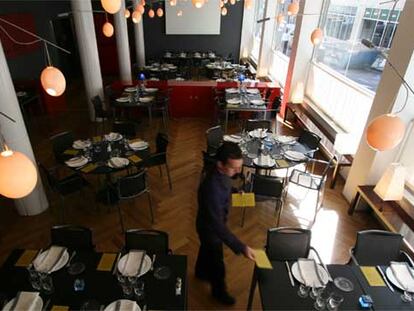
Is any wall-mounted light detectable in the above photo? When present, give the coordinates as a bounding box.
[374,163,406,201]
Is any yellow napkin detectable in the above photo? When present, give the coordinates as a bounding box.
[97,253,117,271]
[276,159,290,168]
[92,136,102,143]
[15,250,38,267]
[81,163,97,173]
[253,249,272,269]
[232,193,255,207]
[51,306,69,311]
[128,155,142,164]
[63,149,79,156]
[360,266,386,286]
[227,104,239,108]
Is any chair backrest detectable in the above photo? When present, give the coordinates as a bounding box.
[251,174,284,198]
[206,125,223,155]
[91,95,105,117]
[245,119,272,132]
[38,162,57,190]
[51,225,94,251]
[266,227,311,261]
[117,170,148,199]
[298,130,321,151]
[112,121,136,139]
[156,132,169,154]
[50,131,74,162]
[202,151,217,175]
[125,229,169,255]
[352,230,403,266]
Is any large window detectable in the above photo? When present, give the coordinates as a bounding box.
[272,0,297,57]
[313,0,405,92]
[251,0,266,61]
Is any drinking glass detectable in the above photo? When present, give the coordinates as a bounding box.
[117,272,127,284]
[39,273,54,294]
[297,284,309,298]
[121,283,133,298]
[401,290,413,303]
[314,290,330,311]
[327,293,344,311]
[134,280,145,301]
[310,286,324,300]
[27,267,41,290]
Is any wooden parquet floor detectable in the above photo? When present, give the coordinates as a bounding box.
[0,82,380,310]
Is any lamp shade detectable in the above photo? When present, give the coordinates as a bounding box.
[276,14,285,25]
[40,66,66,97]
[132,10,142,23]
[366,114,405,151]
[288,2,299,15]
[374,163,406,201]
[230,0,236,5]
[169,0,177,6]
[221,7,228,16]
[157,8,164,17]
[291,82,304,104]
[102,22,114,37]
[124,9,131,18]
[177,10,183,16]
[148,9,155,18]
[220,0,224,8]
[311,28,323,45]
[244,0,253,9]
[192,0,205,8]
[0,150,37,199]
[137,4,145,14]
[101,0,121,14]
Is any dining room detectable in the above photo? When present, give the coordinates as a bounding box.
[1,0,414,310]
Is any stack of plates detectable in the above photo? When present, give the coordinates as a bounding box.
[108,157,129,168]
[3,292,43,311]
[144,88,158,93]
[73,140,91,150]
[33,246,69,273]
[284,150,306,161]
[253,155,276,168]
[65,156,88,168]
[226,88,239,94]
[223,135,242,143]
[117,252,152,277]
[129,141,149,150]
[105,132,123,141]
[176,77,185,81]
[291,259,329,287]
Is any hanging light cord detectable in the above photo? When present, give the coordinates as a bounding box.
[0,17,71,54]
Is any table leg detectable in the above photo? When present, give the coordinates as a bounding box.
[247,266,258,311]
[225,110,229,133]
[348,190,361,215]
[330,155,341,189]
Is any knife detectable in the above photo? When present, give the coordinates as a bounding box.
[285,261,295,287]
[376,265,394,292]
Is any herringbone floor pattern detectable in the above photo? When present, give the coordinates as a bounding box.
[0,82,380,310]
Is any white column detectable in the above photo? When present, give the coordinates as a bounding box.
[133,0,145,68]
[343,0,414,201]
[114,0,132,84]
[0,40,49,216]
[71,0,104,121]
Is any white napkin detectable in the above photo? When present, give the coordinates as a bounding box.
[139,96,153,103]
[297,258,323,287]
[223,135,242,143]
[105,132,122,141]
[116,300,138,311]
[12,292,39,311]
[73,140,91,149]
[227,98,241,104]
[390,262,414,291]
[33,246,66,273]
[65,156,88,167]
[257,155,274,167]
[108,157,129,168]
[121,251,145,276]
[247,88,260,94]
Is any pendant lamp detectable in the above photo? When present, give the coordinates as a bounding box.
[148,9,155,18]
[125,9,131,18]
[221,7,228,16]
[132,10,142,23]
[137,4,145,14]
[157,8,164,17]
[192,0,205,9]
[366,114,405,151]
[311,28,323,45]
[102,22,114,37]
[101,0,122,14]
[287,2,299,15]
[169,0,177,6]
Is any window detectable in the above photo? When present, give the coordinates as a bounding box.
[272,0,297,57]
[251,0,266,61]
[313,0,406,92]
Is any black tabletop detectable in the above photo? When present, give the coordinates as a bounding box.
[0,249,187,310]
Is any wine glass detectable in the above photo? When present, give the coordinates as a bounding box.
[327,293,344,311]
[314,290,330,311]
[27,267,41,290]
[134,280,145,301]
[297,284,309,298]
[401,289,413,302]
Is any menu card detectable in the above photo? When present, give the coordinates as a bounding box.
[276,159,290,168]
[360,266,386,286]
[253,249,272,269]
[128,155,142,164]
[97,253,118,271]
[15,250,38,267]
[232,193,255,208]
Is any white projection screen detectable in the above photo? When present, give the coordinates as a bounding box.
[165,0,221,35]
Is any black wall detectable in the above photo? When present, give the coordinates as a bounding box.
[142,2,244,62]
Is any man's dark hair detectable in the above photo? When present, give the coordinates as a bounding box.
[216,142,242,165]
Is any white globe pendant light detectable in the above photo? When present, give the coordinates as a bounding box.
[101,0,122,14]
[102,22,114,37]
[40,66,66,97]
[192,0,205,9]
[132,10,142,23]
[311,28,323,45]
[366,114,406,151]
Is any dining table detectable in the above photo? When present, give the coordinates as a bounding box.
[0,249,187,310]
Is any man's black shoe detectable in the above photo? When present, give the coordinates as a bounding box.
[212,291,236,305]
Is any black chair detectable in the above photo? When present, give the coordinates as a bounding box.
[51,225,94,251]
[288,157,334,226]
[112,121,136,139]
[206,125,223,156]
[112,169,154,232]
[50,131,74,163]
[145,133,172,190]
[349,230,414,266]
[92,95,112,134]
[297,130,321,157]
[39,163,90,223]
[245,119,272,132]
[125,229,171,255]
[200,151,217,182]
[151,97,169,130]
[241,174,286,227]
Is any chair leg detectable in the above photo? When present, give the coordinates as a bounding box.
[60,196,65,224]
[158,165,163,177]
[147,191,154,224]
[312,190,322,226]
[241,207,247,227]
[165,163,172,190]
[116,203,125,233]
[247,266,258,310]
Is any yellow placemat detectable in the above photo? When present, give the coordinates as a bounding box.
[97,253,117,271]
[128,155,142,164]
[360,266,386,287]
[227,104,239,108]
[15,250,38,267]
[63,149,79,156]
[253,249,272,269]
[92,136,102,143]
[276,159,290,168]
[232,193,255,207]
[51,306,69,311]
[81,163,97,173]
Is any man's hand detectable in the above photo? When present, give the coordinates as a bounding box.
[243,246,256,261]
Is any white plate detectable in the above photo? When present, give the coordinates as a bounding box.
[247,88,260,94]
[139,97,153,103]
[176,77,185,81]
[250,99,265,106]
[33,249,69,273]
[386,266,414,292]
[284,150,307,161]
[149,78,160,81]
[291,261,329,286]
[253,157,276,168]
[65,156,89,168]
[116,97,130,103]
[105,133,123,141]
[117,254,152,277]
[129,141,148,150]
[144,88,158,93]
[276,135,297,145]
[225,88,239,94]
[124,87,136,93]
[3,295,43,311]
[227,99,241,104]
[73,140,91,150]
[249,130,268,139]
[108,157,130,168]
[104,299,141,311]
